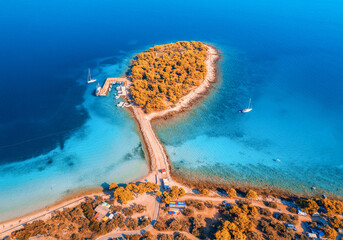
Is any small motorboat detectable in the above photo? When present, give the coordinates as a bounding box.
[95,83,101,96]
[117,102,124,107]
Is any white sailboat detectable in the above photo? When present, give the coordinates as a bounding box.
[87,68,96,83]
[239,98,252,113]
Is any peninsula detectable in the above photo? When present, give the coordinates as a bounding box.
[2,42,343,240]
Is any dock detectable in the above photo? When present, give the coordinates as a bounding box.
[98,77,129,96]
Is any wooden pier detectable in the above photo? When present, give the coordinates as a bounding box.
[99,77,128,96]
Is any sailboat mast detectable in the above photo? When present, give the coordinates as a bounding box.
[248,98,251,109]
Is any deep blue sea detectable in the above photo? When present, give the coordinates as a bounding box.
[0,0,342,221]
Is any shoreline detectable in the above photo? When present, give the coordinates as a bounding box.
[169,168,343,201]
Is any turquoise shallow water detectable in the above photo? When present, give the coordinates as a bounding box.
[155,42,343,196]
[0,56,149,221]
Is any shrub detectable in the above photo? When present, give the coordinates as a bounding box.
[157,234,174,240]
[267,202,278,209]
[204,201,214,208]
[246,231,263,240]
[329,216,343,228]
[155,191,162,197]
[154,221,167,231]
[274,222,286,232]
[277,213,290,221]
[109,182,118,189]
[287,206,297,213]
[125,235,141,240]
[296,199,319,215]
[317,199,343,216]
[324,226,337,239]
[113,187,134,204]
[246,190,258,199]
[169,186,186,199]
[140,217,151,228]
[168,219,182,231]
[190,218,205,238]
[174,232,192,240]
[279,230,295,239]
[182,208,194,216]
[142,231,153,239]
[132,204,147,213]
[112,213,125,229]
[200,189,210,195]
[122,208,134,217]
[126,218,139,230]
[110,205,122,212]
[227,188,237,198]
[194,202,205,211]
[260,208,272,216]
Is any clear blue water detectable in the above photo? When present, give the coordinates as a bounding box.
[0,0,342,221]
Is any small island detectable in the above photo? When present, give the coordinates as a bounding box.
[130,41,209,113]
[2,42,343,240]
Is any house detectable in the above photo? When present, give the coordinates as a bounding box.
[169,200,186,209]
[161,169,166,174]
[94,202,111,221]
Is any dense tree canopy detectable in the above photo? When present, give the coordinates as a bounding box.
[318,198,343,216]
[129,41,208,113]
[296,199,319,215]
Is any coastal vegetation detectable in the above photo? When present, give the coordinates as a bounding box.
[246,190,258,199]
[129,41,208,113]
[161,186,186,204]
[11,182,343,240]
[227,188,237,198]
[8,179,343,240]
[200,189,209,195]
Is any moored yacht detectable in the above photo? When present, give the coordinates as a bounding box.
[238,98,253,113]
[87,68,96,83]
